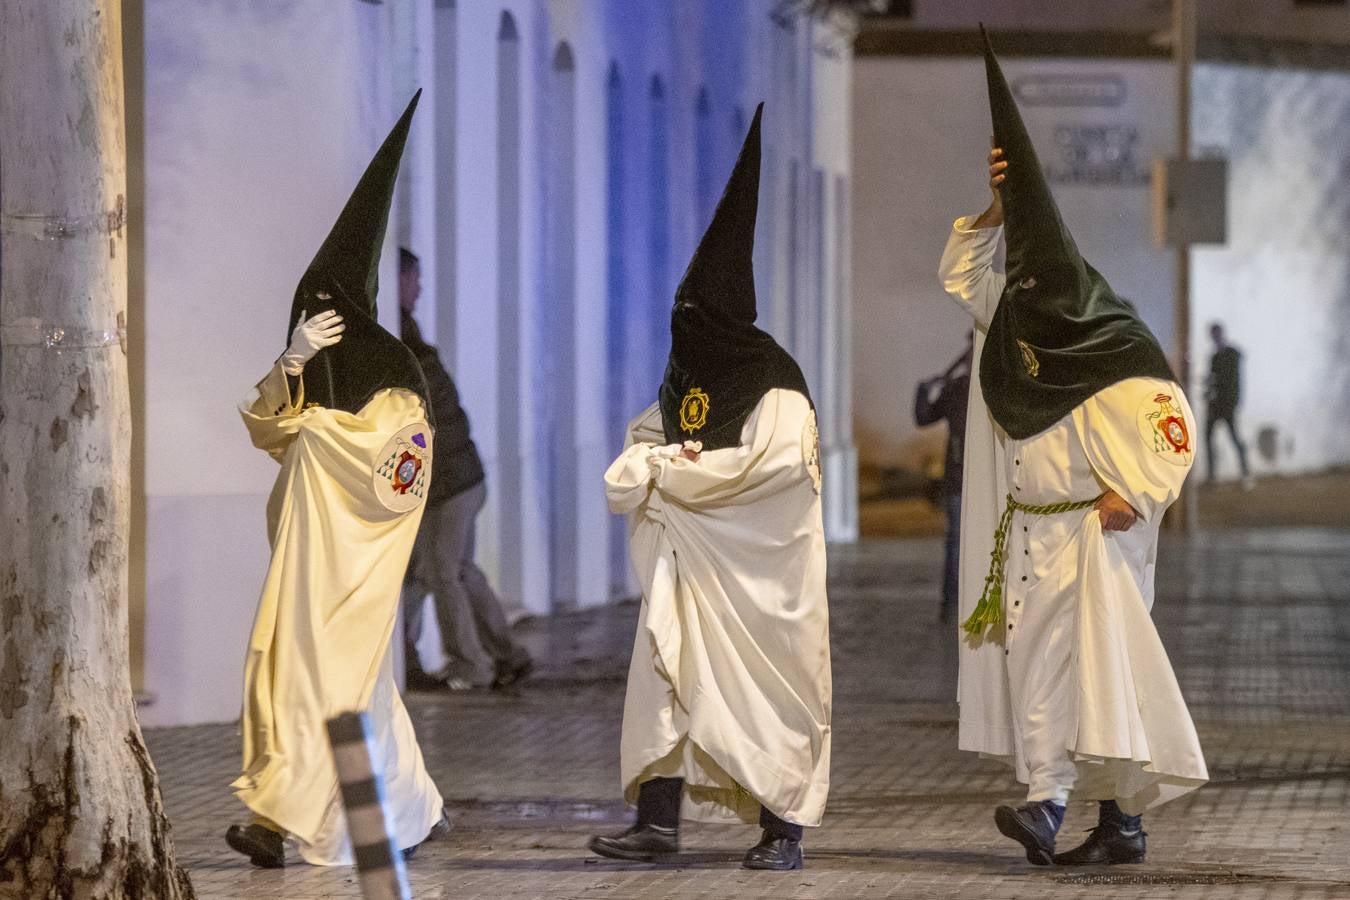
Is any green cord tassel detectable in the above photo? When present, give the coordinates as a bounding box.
[962,491,1107,640]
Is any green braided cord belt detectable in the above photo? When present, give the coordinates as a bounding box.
[961,491,1107,639]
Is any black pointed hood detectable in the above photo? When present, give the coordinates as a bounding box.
[286,90,430,417]
[978,27,1173,438]
[658,103,811,451]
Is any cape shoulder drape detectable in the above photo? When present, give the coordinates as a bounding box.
[605,388,831,826]
[232,363,443,865]
[940,219,1207,810]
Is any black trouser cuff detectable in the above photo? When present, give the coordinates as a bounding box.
[759,806,804,841]
[1099,799,1142,831]
[636,777,683,829]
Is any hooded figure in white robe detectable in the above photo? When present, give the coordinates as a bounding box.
[227,92,445,868]
[588,105,831,873]
[934,30,1207,867]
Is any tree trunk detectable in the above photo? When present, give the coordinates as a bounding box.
[0,3,194,897]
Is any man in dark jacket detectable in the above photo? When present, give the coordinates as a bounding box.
[399,248,532,691]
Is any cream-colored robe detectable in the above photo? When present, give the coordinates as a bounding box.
[940,219,1208,810]
[233,364,443,865]
[605,389,831,827]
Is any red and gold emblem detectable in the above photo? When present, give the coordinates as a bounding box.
[391,450,422,495]
[1137,391,1193,466]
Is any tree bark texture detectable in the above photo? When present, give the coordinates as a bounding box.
[0,3,194,898]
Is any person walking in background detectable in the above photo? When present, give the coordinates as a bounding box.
[399,247,533,693]
[1205,322,1254,489]
[914,334,972,624]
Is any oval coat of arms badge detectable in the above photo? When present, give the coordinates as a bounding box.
[1137,392,1194,467]
[374,422,433,512]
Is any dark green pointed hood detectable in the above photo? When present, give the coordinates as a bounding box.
[658,103,811,451]
[286,90,430,417]
[978,27,1173,438]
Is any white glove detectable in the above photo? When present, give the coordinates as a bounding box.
[280,309,344,375]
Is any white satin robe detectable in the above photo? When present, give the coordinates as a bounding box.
[940,219,1208,811]
[233,364,443,865]
[605,389,832,827]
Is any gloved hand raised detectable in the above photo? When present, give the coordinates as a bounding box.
[280,309,345,375]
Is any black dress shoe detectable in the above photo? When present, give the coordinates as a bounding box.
[405,667,446,692]
[742,831,804,870]
[1053,825,1146,865]
[587,823,679,861]
[491,656,534,691]
[994,802,1061,866]
[225,823,285,868]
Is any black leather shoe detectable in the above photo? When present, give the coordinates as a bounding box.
[405,667,446,692]
[1053,825,1146,865]
[994,803,1060,866]
[587,823,678,861]
[742,831,804,870]
[225,823,285,868]
[491,656,534,691]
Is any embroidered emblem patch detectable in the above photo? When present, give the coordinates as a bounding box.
[1016,339,1040,378]
[1138,392,1193,466]
[374,423,433,512]
[679,387,710,433]
[803,412,822,495]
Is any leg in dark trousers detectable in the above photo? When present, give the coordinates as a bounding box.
[1206,407,1250,481]
[940,490,961,623]
[421,481,527,683]
[1223,412,1250,477]
[455,484,532,686]
[637,777,684,829]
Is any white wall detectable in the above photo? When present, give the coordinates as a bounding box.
[852,56,1176,471]
[139,0,858,725]
[1191,63,1350,476]
[139,1,396,725]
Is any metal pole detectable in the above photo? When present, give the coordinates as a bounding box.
[1174,0,1198,532]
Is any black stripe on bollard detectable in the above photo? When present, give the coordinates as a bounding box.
[353,839,397,872]
[327,714,367,746]
[340,776,382,810]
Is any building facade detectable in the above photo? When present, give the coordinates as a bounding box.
[134,0,858,726]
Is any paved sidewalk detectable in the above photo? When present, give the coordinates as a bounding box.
[148,530,1350,899]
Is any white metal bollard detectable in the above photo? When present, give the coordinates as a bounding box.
[328,711,412,900]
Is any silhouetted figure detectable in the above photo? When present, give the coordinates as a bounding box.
[1204,322,1252,488]
[914,335,972,624]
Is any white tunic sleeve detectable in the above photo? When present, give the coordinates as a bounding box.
[939,217,1006,330]
[1073,378,1197,527]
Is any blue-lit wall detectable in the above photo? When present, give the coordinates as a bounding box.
[136,0,857,725]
